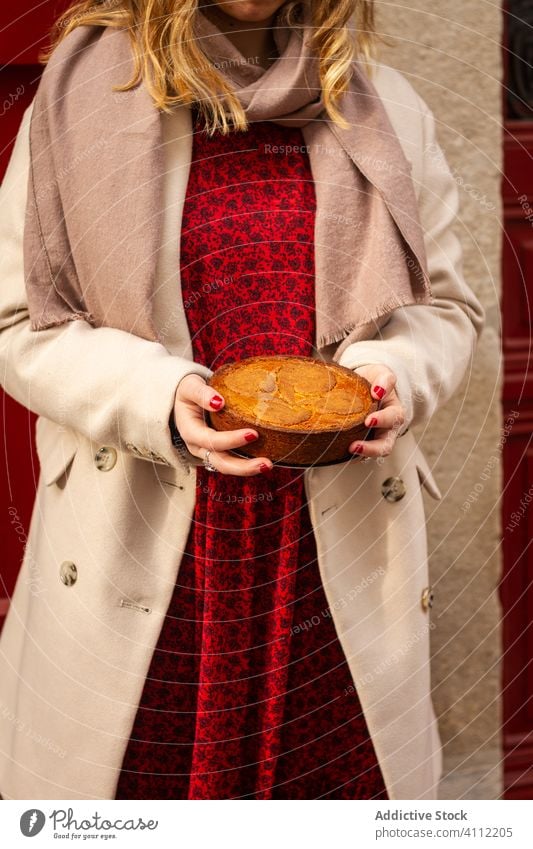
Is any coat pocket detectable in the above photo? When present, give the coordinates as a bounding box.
[414,445,442,501]
[34,415,79,486]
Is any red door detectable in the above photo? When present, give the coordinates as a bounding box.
[501,0,533,799]
[0,1,71,629]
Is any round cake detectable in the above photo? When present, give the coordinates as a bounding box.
[207,355,378,466]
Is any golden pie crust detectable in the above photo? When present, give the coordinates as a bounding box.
[207,355,377,466]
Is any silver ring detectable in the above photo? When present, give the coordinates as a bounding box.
[202,448,217,473]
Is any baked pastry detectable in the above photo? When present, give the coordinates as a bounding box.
[207,355,377,466]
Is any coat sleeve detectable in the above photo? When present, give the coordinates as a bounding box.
[0,101,211,470]
[336,93,486,432]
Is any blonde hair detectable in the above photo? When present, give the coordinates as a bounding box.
[41,0,378,134]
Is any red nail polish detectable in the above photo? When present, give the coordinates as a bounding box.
[259,463,271,472]
[245,432,258,442]
[373,385,386,399]
[210,395,223,409]
[351,444,364,453]
[369,417,378,427]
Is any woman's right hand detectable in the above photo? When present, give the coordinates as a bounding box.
[173,373,273,476]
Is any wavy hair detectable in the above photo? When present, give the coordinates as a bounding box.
[41,0,378,134]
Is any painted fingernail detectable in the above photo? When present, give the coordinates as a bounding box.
[350,443,365,453]
[244,432,258,443]
[373,385,386,399]
[368,417,378,427]
[259,463,272,473]
[210,395,223,409]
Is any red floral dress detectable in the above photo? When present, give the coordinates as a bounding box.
[115,109,388,800]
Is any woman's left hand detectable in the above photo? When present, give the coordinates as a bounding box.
[347,364,406,459]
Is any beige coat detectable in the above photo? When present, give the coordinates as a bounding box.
[0,59,485,801]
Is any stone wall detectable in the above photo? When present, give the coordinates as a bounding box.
[375,0,503,798]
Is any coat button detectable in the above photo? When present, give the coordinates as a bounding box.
[94,446,117,471]
[59,561,78,586]
[421,586,434,611]
[381,476,406,502]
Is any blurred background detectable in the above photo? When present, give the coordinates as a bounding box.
[0,0,531,799]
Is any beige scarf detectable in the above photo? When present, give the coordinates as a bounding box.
[24,5,433,358]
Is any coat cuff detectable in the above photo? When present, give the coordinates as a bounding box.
[119,355,213,471]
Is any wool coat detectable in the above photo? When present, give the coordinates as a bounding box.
[0,55,485,800]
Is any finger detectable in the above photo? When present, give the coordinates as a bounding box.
[364,404,405,431]
[369,371,397,402]
[198,447,273,477]
[178,374,225,412]
[348,430,399,458]
[184,423,261,453]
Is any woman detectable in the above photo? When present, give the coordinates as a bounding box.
[0,0,484,800]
